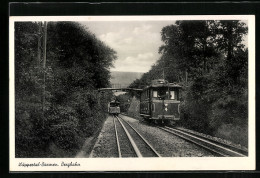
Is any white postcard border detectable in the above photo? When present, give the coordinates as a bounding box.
[9,15,255,171]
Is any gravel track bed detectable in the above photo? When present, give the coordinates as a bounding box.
[119,117,158,157]
[90,116,118,157]
[120,115,215,157]
[115,117,137,157]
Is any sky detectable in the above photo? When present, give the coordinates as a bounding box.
[80,20,248,73]
[80,21,176,73]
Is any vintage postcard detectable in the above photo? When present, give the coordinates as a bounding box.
[9,15,255,171]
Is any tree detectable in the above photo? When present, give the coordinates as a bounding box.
[128,20,249,146]
[15,21,117,157]
[159,21,219,82]
[214,20,248,85]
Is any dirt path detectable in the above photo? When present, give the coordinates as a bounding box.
[89,115,118,157]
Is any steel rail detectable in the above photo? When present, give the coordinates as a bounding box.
[159,126,228,156]
[166,127,246,157]
[116,116,143,157]
[160,126,246,157]
[118,116,161,157]
[173,127,248,156]
[113,116,122,158]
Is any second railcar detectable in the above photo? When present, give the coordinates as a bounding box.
[108,101,120,115]
[140,79,181,123]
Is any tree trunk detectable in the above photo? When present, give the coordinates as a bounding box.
[185,68,188,85]
[203,40,207,73]
[227,22,233,61]
[42,22,47,112]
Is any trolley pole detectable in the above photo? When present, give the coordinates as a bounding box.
[162,68,165,80]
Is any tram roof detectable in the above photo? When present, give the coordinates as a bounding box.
[143,79,182,89]
[144,83,182,89]
[110,100,120,104]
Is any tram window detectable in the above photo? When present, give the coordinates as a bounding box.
[157,88,168,99]
[170,91,175,99]
[153,91,157,97]
[153,88,177,99]
[110,103,119,107]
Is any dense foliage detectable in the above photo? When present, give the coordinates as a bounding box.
[15,22,116,157]
[115,93,131,113]
[129,20,248,146]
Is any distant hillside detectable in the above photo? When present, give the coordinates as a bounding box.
[110,71,143,88]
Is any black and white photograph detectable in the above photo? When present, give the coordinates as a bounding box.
[9,15,255,171]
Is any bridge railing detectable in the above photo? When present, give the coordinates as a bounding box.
[111,83,130,89]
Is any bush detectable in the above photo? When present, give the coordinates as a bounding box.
[15,104,50,157]
[50,121,80,150]
[127,96,141,119]
[179,76,214,134]
[179,74,248,146]
[215,124,248,146]
[15,21,115,157]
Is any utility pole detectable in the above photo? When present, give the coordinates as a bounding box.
[42,21,47,111]
[37,22,42,66]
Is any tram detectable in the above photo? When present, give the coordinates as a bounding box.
[140,79,181,123]
[108,101,120,115]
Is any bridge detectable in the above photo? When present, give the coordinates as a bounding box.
[98,83,142,93]
[98,87,142,92]
[111,83,130,89]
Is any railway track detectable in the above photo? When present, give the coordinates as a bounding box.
[175,127,248,156]
[113,115,161,158]
[113,115,137,157]
[158,126,247,157]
